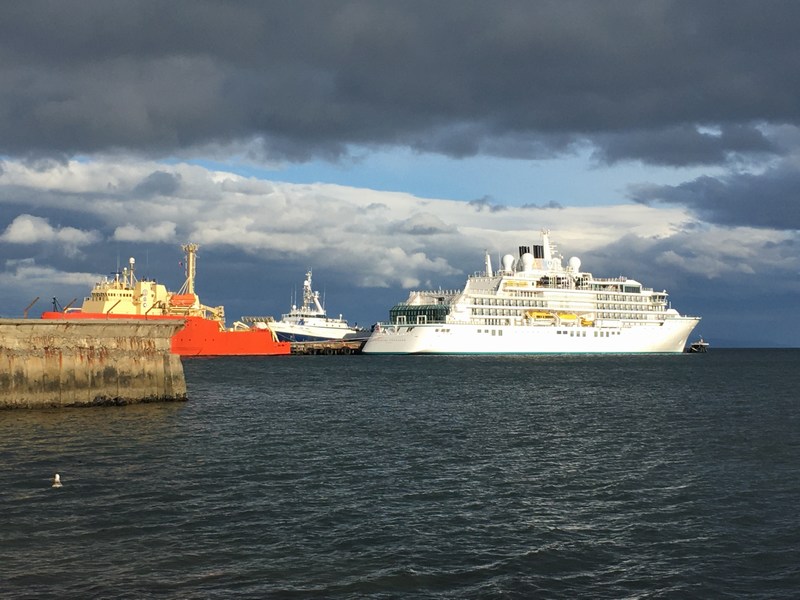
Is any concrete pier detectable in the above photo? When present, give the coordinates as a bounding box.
[290,339,367,355]
[0,319,187,409]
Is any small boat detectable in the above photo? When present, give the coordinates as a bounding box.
[259,270,360,342]
[41,243,291,357]
[686,337,710,353]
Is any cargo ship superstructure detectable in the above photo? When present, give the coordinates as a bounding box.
[362,230,700,354]
[41,243,291,357]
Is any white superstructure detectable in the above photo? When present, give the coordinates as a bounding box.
[362,230,700,354]
[266,270,359,342]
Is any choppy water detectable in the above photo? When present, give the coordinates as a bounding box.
[2,350,800,599]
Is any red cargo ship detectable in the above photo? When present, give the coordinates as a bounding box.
[42,243,291,357]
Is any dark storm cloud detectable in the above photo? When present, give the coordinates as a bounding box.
[386,211,458,236]
[594,125,779,167]
[521,201,564,210]
[132,171,182,197]
[629,163,800,230]
[2,0,800,165]
[469,196,507,212]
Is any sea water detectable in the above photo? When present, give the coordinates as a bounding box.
[1,350,799,598]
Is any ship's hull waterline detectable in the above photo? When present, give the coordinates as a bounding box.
[270,324,354,343]
[362,317,699,354]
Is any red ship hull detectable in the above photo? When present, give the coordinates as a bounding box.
[41,312,291,357]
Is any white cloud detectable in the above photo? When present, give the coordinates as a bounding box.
[2,258,99,286]
[0,214,101,256]
[0,258,101,314]
[0,157,797,291]
[114,221,177,242]
[0,214,54,243]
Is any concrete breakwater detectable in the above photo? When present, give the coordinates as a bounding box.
[0,319,187,409]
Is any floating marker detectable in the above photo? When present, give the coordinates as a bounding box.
[52,473,62,488]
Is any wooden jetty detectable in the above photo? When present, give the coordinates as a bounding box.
[290,339,366,355]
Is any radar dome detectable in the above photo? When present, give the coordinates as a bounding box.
[568,256,581,272]
[521,253,534,271]
[502,254,515,272]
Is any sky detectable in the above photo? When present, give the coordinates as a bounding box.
[1,0,798,347]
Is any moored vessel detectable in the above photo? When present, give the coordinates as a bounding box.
[244,269,360,342]
[686,337,710,353]
[362,230,700,355]
[41,243,291,357]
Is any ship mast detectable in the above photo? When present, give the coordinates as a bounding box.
[182,243,198,295]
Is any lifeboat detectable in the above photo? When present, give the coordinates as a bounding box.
[169,293,197,307]
[526,310,555,320]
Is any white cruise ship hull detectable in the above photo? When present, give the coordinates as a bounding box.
[362,317,700,354]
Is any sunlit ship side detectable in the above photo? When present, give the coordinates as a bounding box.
[250,269,360,342]
[41,243,291,357]
[362,230,700,355]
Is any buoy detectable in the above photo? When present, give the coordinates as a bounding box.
[52,473,63,488]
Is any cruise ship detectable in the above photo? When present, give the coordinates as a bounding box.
[362,230,700,354]
[254,270,360,342]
